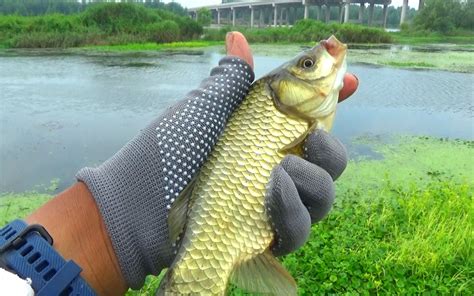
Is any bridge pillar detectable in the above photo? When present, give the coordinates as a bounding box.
[217,9,221,26]
[359,3,364,23]
[304,3,309,19]
[273,4,278,27]
[259,9,264,27]
[231,7,236,26]
[400,0,408,25]
[344,1,351,23]
[280,7,286,26]
[368,2,375,26]
[316,5,321,21]
[339,5,344,23]
[325,5,330,23]
[382,3,389,28]
[250,6,255,28]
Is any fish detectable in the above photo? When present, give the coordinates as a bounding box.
[158,35,348,296]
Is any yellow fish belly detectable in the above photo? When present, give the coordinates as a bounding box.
[165,81,308,295]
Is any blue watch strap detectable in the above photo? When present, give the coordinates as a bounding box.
[0,220,96,296]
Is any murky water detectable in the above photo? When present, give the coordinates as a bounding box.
[0,49,473,192]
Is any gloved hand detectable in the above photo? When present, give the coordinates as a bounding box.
[266,129,348,256]
[77,34,255,289]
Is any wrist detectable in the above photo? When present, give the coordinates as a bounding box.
[25,182,127,296]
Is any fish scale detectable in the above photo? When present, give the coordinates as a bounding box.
[166,80,308,295]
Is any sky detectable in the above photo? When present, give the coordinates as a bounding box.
[163,0,419,9]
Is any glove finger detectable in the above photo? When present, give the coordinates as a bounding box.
[280,155,335,223]
[303,129,348,181]
[265,165,311,257]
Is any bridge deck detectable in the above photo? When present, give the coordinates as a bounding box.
[189,0,392,12]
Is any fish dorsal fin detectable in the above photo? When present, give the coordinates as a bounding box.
[230,250,297,296]
[168,177,197,243]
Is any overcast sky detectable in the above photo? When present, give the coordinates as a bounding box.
[163,0,419,9]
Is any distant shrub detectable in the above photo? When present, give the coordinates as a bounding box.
[175,17,203,39]
[147,20,180,43]
[81,3,158,34]
[0,3,202,48]
[204,20,392,44]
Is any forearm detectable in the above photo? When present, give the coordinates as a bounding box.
[26,182,127,296]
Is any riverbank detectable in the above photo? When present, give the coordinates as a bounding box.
[1,136,472,294]
[82,41,222,52]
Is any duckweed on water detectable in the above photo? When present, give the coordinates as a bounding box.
[282,136,473,295]
[0,193,51,226]
[250,44,474,73]
[1,136,472,294]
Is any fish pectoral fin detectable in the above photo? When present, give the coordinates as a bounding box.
[278,121,318,155]
[230,250,297,296]
[278,131,308,155]
[168,178,197,243]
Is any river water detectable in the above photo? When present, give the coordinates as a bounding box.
[0,49,472,192]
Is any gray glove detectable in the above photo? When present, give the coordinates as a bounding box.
[77,57,254,289]
[266,130,347,256]
[77,55,346,290]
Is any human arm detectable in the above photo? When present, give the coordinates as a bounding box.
[2,32,358,295]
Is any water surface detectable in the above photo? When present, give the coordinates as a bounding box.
[0,49,472,192]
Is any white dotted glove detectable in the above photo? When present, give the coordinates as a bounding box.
[77,57,254,289]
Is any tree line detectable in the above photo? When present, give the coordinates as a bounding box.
[0,0,187,16]
[412,0,473,33]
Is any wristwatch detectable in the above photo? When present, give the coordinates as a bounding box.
[0,220,96,296]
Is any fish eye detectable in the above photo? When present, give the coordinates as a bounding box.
[302,58,314,69]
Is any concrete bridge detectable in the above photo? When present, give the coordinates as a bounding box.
[189,0,422,28]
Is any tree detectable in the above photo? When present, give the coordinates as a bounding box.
[197,8,212,27]
[413,0,473,32]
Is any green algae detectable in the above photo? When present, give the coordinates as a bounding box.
[351,47,474,73]
[0,192,51,226]
[292,135,474,294]
[341,135,473,190]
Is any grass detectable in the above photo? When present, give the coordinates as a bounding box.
[381,61,436,68]
[1,136,473,294]
[82,41,222,52]
[392,33,474,45]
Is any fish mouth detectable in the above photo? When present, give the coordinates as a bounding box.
[320,35,347,60]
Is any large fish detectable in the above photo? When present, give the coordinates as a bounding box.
[159,35,348,295]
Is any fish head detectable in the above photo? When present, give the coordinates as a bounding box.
[266,35,347,132]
